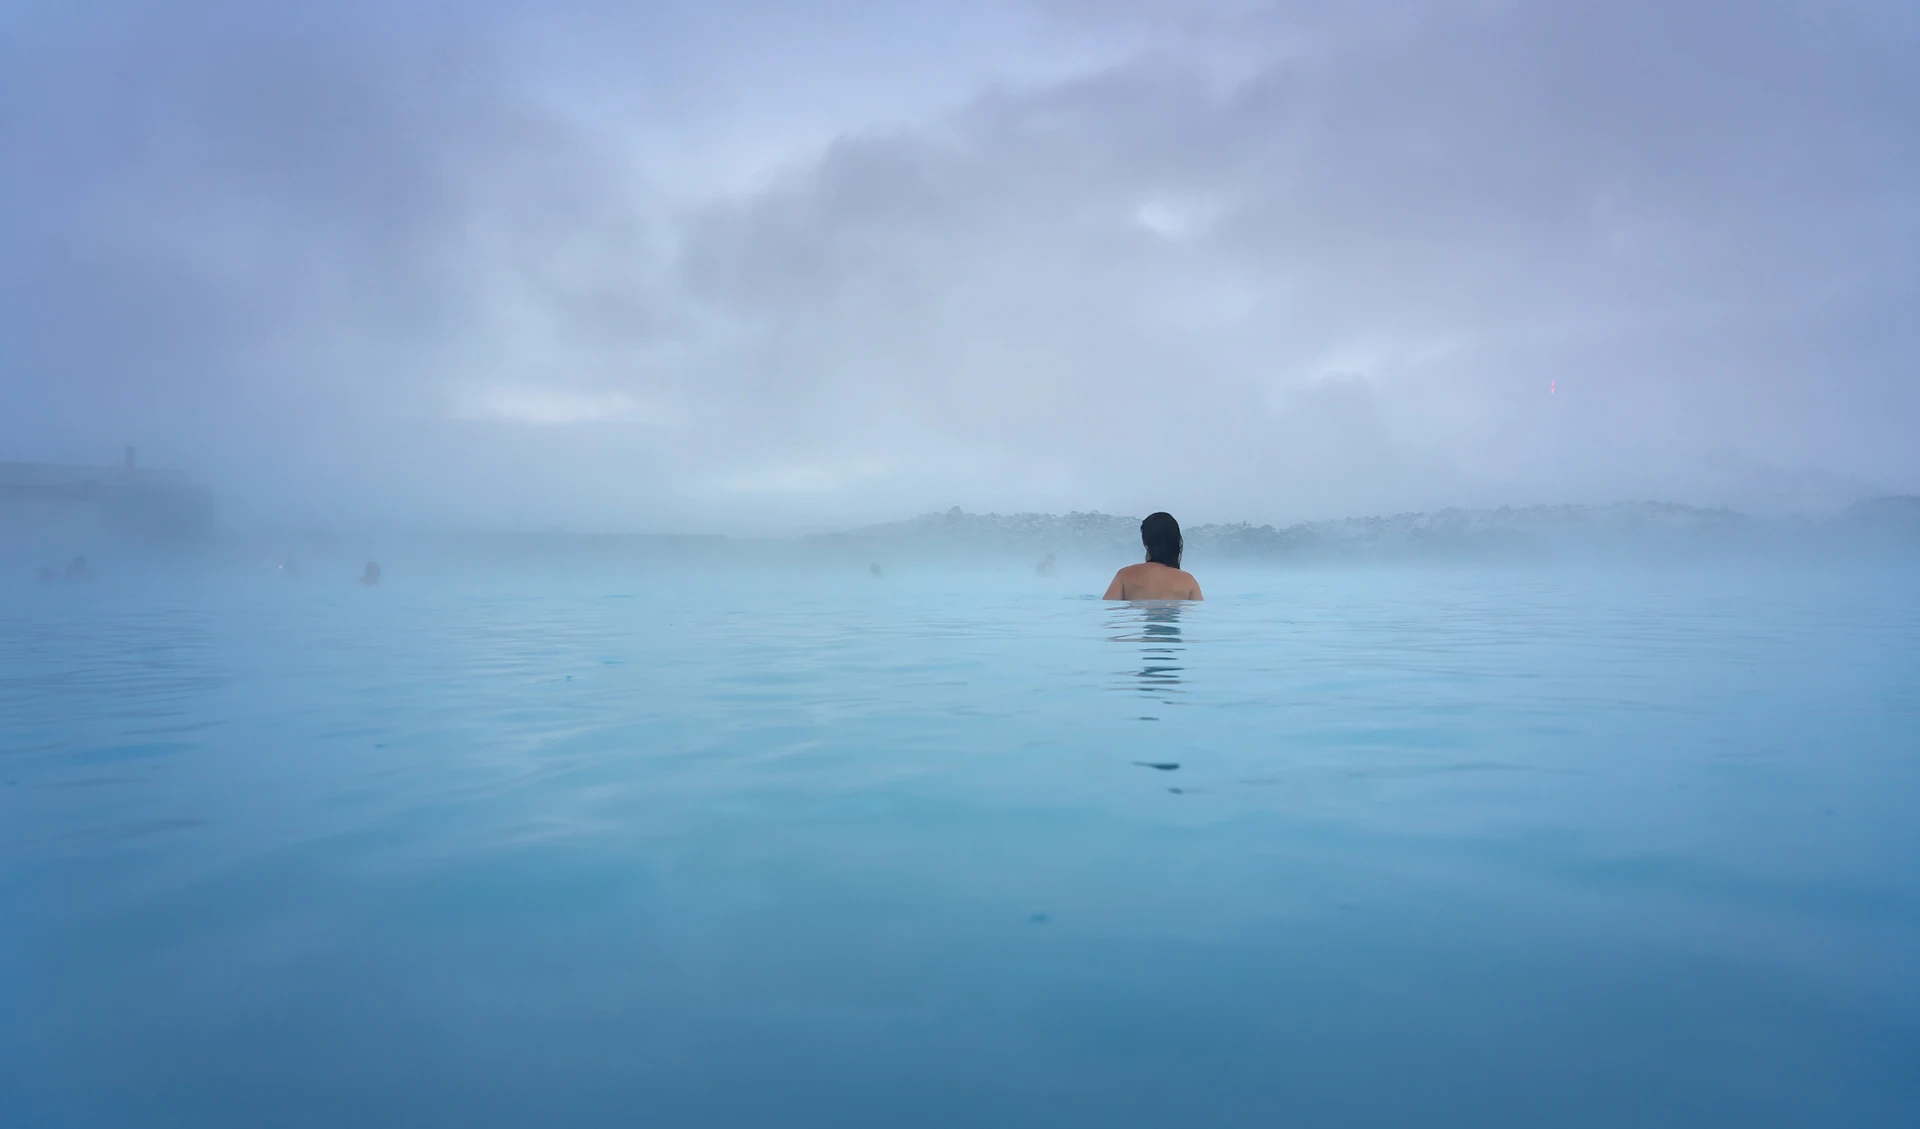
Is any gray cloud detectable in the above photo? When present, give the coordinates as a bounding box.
[2,0,1915,531]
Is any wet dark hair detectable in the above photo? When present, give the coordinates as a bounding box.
[1141,512,1182,568]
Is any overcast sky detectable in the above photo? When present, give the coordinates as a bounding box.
[3,0,1916,532]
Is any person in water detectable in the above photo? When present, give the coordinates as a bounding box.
[1103,512,1203,601]
[359,561,381,586]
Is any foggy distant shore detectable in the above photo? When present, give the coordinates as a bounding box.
[802,498,1920,565]
[8,489,1919,577]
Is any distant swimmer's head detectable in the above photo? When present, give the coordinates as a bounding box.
[360,561,381,585]
[1141,512,1182,568]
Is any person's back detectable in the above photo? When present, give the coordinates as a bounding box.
[1103,512,1203,601]
[1104,561,1202,600]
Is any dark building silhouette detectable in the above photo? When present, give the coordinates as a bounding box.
[0,449,213,545]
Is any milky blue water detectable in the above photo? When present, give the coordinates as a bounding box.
[3,562,1917,1127]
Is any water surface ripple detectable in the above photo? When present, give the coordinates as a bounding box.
[2,565,1916,1127]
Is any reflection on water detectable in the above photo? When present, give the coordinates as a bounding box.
[1108,601,1186,716]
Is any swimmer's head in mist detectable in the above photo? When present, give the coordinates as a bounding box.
[360,561,382,586]
[1141,513,1182,568]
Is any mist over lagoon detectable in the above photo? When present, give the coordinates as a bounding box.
[6,450,1918,585]
[5,1,1920,1126]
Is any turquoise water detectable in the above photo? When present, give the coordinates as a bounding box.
[3,563,1918,1127]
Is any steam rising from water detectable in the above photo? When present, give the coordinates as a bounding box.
[3,0,1917,533]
